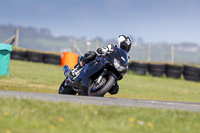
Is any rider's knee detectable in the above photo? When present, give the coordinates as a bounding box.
[109,83,119,95]
[83,51,97,64]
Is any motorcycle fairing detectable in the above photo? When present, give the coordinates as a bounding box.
[68,47,128,94]
[69,57,106,93]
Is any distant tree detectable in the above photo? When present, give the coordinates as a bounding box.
[92,37,104,42]
[179,42,198,47]
[137,37,145,45]
[40,28,51,35]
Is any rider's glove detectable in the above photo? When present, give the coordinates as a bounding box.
[107,44,114,52]
[97,48,104,54]
[128,56,131,63]
[97,44,114,55]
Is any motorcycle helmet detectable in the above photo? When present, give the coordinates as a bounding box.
[118,35,132,53]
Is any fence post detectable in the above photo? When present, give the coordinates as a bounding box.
[15,28,19,47]
[171,45,174,63]
[72,37,76,52]
[147,43,151,62]
[96,40,99,50]
[71,37,84,56]
[86,41,91,52]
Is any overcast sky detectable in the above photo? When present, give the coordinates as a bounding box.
[0,0,200,44]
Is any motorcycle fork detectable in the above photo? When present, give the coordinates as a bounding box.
[96,69,107,84]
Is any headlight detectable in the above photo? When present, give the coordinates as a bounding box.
[114,58,128,75]
[114,58,121,69]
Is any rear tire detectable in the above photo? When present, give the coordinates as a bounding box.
[43,54,60,65]
[11,50,26,60]
[26,51,43,63]
[88,75,116,97]
[58,80,76,95]
[148,64,166,77]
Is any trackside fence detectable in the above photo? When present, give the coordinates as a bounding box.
[11,49,200,83]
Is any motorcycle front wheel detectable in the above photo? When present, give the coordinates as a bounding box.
[88,75,116,97]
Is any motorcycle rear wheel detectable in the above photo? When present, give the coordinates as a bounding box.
[58,80,76,95]
[88,75,116,97]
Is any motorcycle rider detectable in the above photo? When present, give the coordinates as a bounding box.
[70,35,132,95]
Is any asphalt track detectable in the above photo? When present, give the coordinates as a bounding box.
[0,90,200,112]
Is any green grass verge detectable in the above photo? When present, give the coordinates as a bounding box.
[0,60,64,94]
[0,97,199,133]
[0,60,200,102]
[114,71,200,102]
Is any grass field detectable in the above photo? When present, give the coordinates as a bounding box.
[0,60,200,133]
[0,60,200,102]
[0,97,200,133]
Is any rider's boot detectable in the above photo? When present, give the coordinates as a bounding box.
[70,57,85,78]
[70,51,97,78]
[108,83,119,95]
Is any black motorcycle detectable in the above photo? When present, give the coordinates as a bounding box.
[58,47,128,97]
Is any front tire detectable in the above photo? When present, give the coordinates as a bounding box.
[58,80,76,95]
[88,75,116,97]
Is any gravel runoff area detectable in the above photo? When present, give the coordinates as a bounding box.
[0,90,200,112]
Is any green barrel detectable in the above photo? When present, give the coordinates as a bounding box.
[0,43,12,76]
